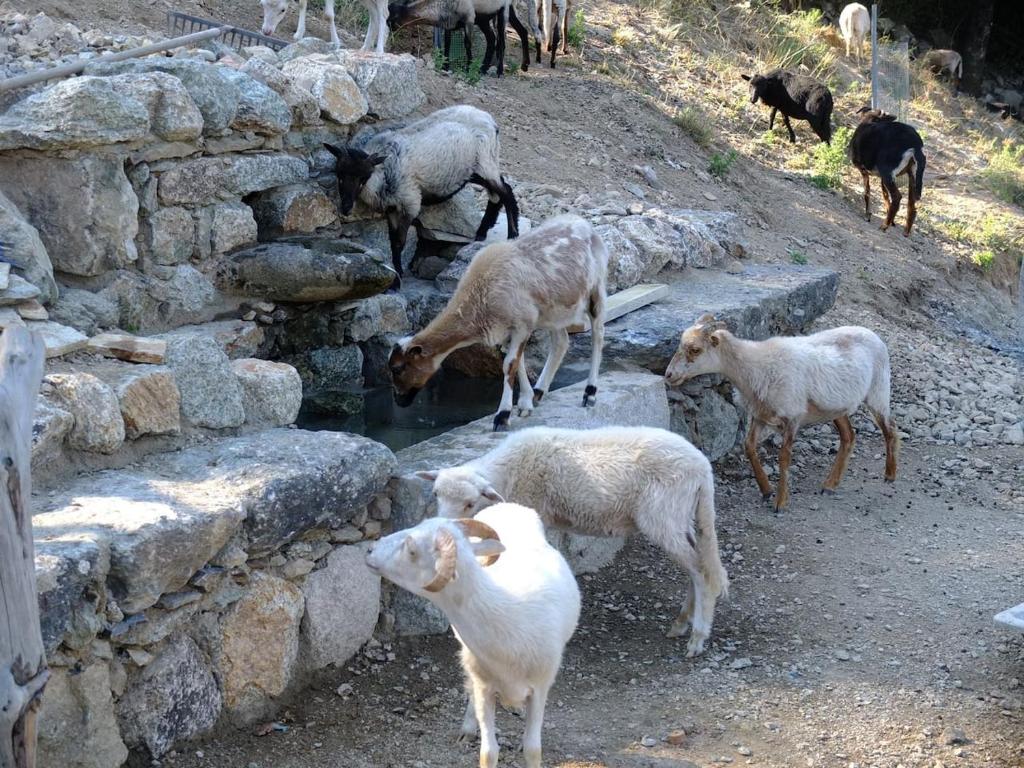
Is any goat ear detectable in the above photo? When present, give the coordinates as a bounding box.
[368,153,386,167]
[696,312,716,326]
[741,74,751,81]
[324,143,347,159]
[710,330,726,347]
[471,539,505,563]
[481,486,504,503]
[415,470,439,482]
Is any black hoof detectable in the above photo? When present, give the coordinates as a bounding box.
[492,410,511,432]
[820,488,836,496]
[762,493,772,503]
[532,387,545,407]
[581,384,597,407]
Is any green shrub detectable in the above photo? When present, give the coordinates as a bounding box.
[982,142,1024,207]
[709,150,738,178]
[789,249,808,265]
[567,9,586,48]
[674,107,713,148]
[810,125,852,190]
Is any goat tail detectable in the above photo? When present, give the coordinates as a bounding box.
[913,147,926,199]
[955,56,963,80]
[695,476,729,601]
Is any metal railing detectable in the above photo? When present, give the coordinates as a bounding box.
[166,11,289,51]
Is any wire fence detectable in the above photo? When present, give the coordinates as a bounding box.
[431,25,489,71]
[873,39,910,120]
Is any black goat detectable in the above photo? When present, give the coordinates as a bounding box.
[742,69,833,144]
[848,108,926,237]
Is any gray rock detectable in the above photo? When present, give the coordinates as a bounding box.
[670,385,742,462]
[217,67,292,135]
[87,58,239,134]
[281,56,367,124]
[162,334,246,429]
[106,71,204,142]
[334,50,425,119]
[47,288,117,335]
[0,273,41,306]
[145,206,195,266]
[93,363,182,440]
[37,663,128,768]
[100,266,217,333]
[251,183,338,237]
[278,37,338,62]
[158,154,309,206]
[301,544,380,670]
[34,536,105,654]
[230,358,303,426]
[44,372,125,454]
[594,223,644,293]
[392,587,450,636]
[240,56,320,127]
[416,187,481,243]
[0,188,57,304]
[0,76,149,150]
[117,635,222,757]
[0,154,139,276]
[31,398,73,471]
[435,240,487,293]
[214,237,395,302]
[217,572,304,723]
[211,202,259,256]
[161,319,265,359]
[285,345,364,414]
[344,293,410,342]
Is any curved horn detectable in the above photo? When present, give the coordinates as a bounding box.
[695,312,716,326]
[423,528,457,592]
[454,519,503,567]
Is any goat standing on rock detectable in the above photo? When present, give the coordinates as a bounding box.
[848,108,926,236]
[366,506,579,768]
[417,425,730,657]
[666,315,898,512]
[743,70,833,144]
[389,214,606,431]
[325,105,519,290]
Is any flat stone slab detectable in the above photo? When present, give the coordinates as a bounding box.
[995,603,1024,633]
[33,429,396,620]
[568,264,839,372]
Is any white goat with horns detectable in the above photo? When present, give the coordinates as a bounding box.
[366,505,580,768]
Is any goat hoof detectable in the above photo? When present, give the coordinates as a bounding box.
[532,388,545,407]
[884,475,896,483]
[761,493,773,503]
[820,487,836,496]
[684,635,708,658]
[581,385,597,407]
[492,410,511,432]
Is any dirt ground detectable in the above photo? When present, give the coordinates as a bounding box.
[16,0,1024,765]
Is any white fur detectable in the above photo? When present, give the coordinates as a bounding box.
[366,505,580,768]
[260,0,344,46]
[839,3,870,64]
[419,425,729,657]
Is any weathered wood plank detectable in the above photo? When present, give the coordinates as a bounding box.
[568,283,670,334]
[0,326,48,768]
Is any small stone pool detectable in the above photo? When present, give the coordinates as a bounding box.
[297,367,588,451]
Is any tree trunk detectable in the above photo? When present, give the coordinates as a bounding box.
[959,0,995,95]
[0,327,47,768]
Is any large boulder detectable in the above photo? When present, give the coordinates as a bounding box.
[0,76,149,150]
[214,237,395,303]
[43,372,125,454]
[37,663,128,768]
[158,154,309,206]
[217,572,304,723]
[217,67,292,135]
[0,189,57,304]
[100,266,218,333]
[31,398,74,474]
[669,383,742,463]
[282,56,368,124]
[48,288,119,336]
[230,358,303,427]
[34,537,105,653]
[117,635,222,757]
[210,202,259,256]
[144,206,196,266]
[251,183,338,237]
[334,50,425,119]
[285,345,364,415]
[106,71,204,142]
[415,187,481,243]
[0,155,139,276]
[301,545,380,670]
[92,363,182,440]
[240,56,320,126]
[161,333,245,429]
[87,58,240,134]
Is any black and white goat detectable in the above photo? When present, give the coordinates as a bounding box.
[848,108,926,236]
[325,105,519,289]
[742,69,833,144]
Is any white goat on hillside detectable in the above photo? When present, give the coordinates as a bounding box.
[839,3,870,64]
[416,425,729,657]
[665,314,898,512]
[389,214,606,431]
[366,506,580,768]
[261,0,389,52]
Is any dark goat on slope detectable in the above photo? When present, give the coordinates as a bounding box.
[742,69,833,144]
[848,108,926,237]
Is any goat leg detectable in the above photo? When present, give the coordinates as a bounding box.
[903,167,917,236]
[821,415,854,493]
[861,171,871,221]
[386,213,411,289]
[478,14,496,74]
[782,114,796,143]
[508,5,530,72]
[744,420,773,501]
[768,107,778,130]
[495,7,507,77]
[880,174,900,231]
[774,421,797,512]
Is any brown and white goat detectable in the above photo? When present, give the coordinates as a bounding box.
[848,108,926,236]
[665,315,898,512]
[388,214,607,431]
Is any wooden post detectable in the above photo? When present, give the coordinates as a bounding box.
[0,327,47,768]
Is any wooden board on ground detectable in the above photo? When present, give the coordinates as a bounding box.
[568,283,670,334]
[995,602,1024,633]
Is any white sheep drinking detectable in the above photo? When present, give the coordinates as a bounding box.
[839,3,870,64]
[388,214,607,431]
[665,314,899,512]
[416,425,729,657]
[366,506,580,768]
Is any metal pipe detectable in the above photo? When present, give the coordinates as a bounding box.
[0,25,231,94]
[870,3,879,110]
